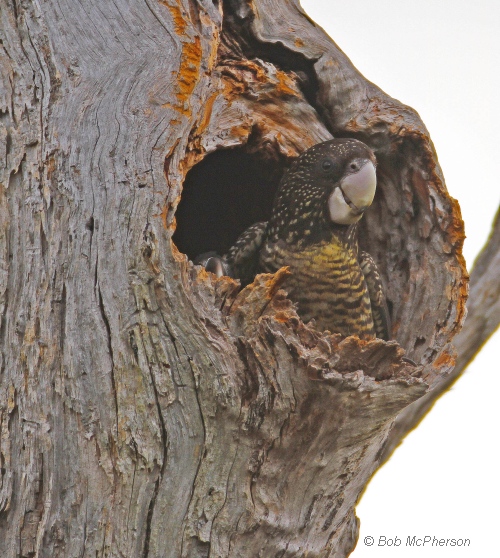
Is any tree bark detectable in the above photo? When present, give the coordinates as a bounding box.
[0,1,473,557]
[380,205,500,462]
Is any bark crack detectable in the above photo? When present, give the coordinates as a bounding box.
[126,439,138,541]
[97,284,119,439]
[142,475,160,558]
[142,338,170,558]
[0,285,9,378]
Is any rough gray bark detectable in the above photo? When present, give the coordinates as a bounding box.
[0,1,473,557]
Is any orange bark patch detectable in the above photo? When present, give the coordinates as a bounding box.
[433,349,455,370]
[230,124,252,141]
[161,1,202,117]
[454,283,468,333]
[446,196,466,251]
[171,239,187,262]
[263,267,291,299]
[274,311,292,323]
[446,260,469,332]
[162,0,187,34]
[221,73,247,99]
[175,36,202,116]
[194,91,218,136]
[160,204,169,230]
[275,69,298,97]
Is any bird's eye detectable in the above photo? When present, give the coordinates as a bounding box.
[322,159,333,172]
[349,162,359,171]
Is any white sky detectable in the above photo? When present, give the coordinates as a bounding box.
[299,1,500,556]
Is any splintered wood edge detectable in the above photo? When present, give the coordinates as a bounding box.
[225,270,428,397]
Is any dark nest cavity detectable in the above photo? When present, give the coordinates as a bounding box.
[173,147,285,262]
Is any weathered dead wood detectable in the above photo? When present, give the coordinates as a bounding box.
[380,204,500,461]
[454,205,500,371]
[0,0,469,557]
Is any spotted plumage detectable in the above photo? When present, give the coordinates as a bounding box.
[198,139,390,340]
[359,251,391,340]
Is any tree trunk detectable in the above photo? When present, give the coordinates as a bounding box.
[0,1,474,557]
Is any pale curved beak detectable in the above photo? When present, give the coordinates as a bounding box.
[328,161,377,225]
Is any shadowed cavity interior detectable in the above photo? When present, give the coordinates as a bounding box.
[173,147,283,260]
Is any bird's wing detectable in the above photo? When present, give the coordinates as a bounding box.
[359,251,391,340]
[225,221,268,284]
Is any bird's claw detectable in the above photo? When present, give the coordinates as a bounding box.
[194,252,228,277]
